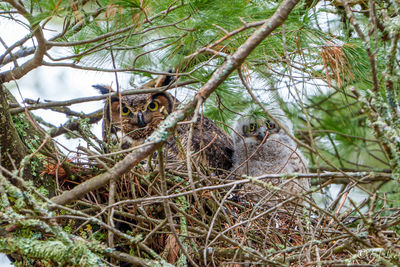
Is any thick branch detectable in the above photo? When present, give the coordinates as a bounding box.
[50,0,301,206]
[49,109,103,138]
[0,0,47,83]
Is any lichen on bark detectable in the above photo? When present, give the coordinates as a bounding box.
[0,85,31,178]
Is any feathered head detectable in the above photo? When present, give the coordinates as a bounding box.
[233,104,293,144]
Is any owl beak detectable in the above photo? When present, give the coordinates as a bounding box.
[257,126,268,141]
[137,110,146,127]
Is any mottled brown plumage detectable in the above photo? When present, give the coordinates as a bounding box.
[94,84,233,172]
[168,113,234,171]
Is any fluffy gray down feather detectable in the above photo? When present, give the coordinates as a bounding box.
[232,107,310,202]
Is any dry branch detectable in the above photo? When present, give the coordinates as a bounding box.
[50,0,302,207]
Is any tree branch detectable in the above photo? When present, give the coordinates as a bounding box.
[9,81,196,114]
[0,0,47,83]
[50,0,302,207]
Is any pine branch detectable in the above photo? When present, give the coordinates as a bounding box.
[50,0,303,207]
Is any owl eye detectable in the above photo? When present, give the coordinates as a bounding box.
[148,101,159,111]
[265,120,275,129]
[249,123,257,132]
[121,106,130,115]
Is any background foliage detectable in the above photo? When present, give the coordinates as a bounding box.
[1,0,400,266]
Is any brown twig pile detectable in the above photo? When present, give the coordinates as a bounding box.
[48,154,400,266]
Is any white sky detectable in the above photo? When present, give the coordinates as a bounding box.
[0,17,132,266]
[0,16,135,152]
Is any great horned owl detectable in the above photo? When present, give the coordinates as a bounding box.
[232,106,309,202]
[93,84,233,172]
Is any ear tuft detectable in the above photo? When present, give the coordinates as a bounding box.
[93,84,114,95]
[157,70,175,87]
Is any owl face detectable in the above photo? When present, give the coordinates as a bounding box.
[234,116,280,144]
[243,119,279,141]
[108,92,174,140]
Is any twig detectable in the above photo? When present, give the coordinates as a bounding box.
[50,0,303,207]
[9,81,196,114]
[158,147,198,266]
[0,0,47,83]
[186,98,207,219]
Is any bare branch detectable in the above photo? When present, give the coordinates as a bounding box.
[50,0,302,207]
[0,0,47,83]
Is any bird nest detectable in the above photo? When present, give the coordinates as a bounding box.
[45,155,400,266]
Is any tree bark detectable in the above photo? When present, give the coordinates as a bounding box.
[0,85,30,177]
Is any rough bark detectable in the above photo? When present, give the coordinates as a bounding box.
[0,85,31,177]
[0,85,58,196]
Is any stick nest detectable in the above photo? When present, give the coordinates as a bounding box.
[46,154,400,266]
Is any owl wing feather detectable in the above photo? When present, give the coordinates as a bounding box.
[167,115,233,172]
[95,83,233,172]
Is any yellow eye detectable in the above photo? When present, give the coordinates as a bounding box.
[121,106,130,115]
[265,120,275,129]
[148,101,159,111]
[249,123,256,132]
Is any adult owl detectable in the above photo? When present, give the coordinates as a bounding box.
[93,83,233,172]
[232,106,309,202]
